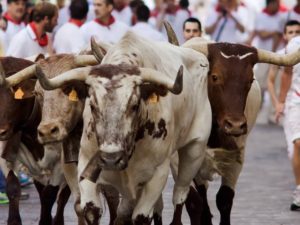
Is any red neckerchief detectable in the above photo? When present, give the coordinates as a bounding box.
[94,16,115,27]
[29,22,48,47]
[263,4,288,15]
[69,18,84,27]
[151,8,160,18]
[294,5,300,14]
[3,12,22,25]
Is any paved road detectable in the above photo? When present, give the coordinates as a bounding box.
[1,120,300,224]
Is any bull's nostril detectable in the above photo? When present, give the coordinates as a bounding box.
[224,120,233,129]
[38,130,44,137]
[240,123,247,131]
[50,126,59,134]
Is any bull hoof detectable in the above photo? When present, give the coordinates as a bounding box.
[134,215,151,225]
[83,202,101,225]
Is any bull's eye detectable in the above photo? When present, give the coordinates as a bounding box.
[211,74,218,82]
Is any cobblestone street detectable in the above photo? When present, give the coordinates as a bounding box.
[1,122,300,224]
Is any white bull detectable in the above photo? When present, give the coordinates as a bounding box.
[34,31,212,225]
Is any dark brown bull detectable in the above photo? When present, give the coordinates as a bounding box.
[0,57,70,225]
[164,24,300,225]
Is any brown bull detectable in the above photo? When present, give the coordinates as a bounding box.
[0,57,70,225]
[165,24,300,225]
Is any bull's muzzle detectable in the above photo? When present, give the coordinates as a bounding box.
[99,151,127,170]
[38,122,64,143]
[223,117,247,137]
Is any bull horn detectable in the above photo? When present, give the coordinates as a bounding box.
[91,37,106,63]
[182,37,209,56]
[0,64,37,87]
[35,65,91,90]
[257,48,300,66]
[74,55,99,67]
[0,61,5,86]
[163,21,179,46]
[140,65,183,95]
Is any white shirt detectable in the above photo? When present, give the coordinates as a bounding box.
[131,22,166,42]
[205,5,249,43]
[173,9,191,45]
[252,11,286,51]
[286,36,300,106]
[284,8,300,22]
[6,24,48,58]
[53,22,85,54]
[80,19,129,44]
[112,6,133,26]
[4,20,25,50]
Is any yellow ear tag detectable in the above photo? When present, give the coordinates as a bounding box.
[14,87,24,99]
[68,88,79,102]
[147,93,159,104]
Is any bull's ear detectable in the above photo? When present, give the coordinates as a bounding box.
[140,83,168,103]
[61,81,87,101]
[12,79,36,99]
[34,54,45,62]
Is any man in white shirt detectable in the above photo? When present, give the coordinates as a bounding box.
[3,0,26,51]
[204,0,248,43]
[53,0,89,54]
[6,2,58,58]
[80,0,129,44]
[112,0,133,26]
[183,17,202,42]
[277,35,300,211]
[131,4,166,42]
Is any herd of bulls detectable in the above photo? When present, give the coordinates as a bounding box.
[0,23,300,225]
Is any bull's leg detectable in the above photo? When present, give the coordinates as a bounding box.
[184,186,204,225]
[171,140,206,225]
[53,184,71,225]
[79,179,102,225]
[132,158,170,225]
[153,195,163,225]
[6,170,22,225]
[101,184,119,225]
[39,185,60,225]
[194,184,212,225]
[215,150,244,225]
[114,198,135,225]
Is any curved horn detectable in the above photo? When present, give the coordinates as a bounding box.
[35,65,91,90]
[182,37,209,56]
[0,61,5,86]
[163,21,179,46]
[74,55,99,67]
[140,66,183,95]
[91,37,106,63]
[257,48,300,66]
[0,64,37,87]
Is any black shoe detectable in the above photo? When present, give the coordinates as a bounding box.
[290,203,300,211]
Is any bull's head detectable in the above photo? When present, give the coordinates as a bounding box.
[35,54,98,145]
[34,42,183,170]
[0,57,36,140]
[182,37,300,137]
